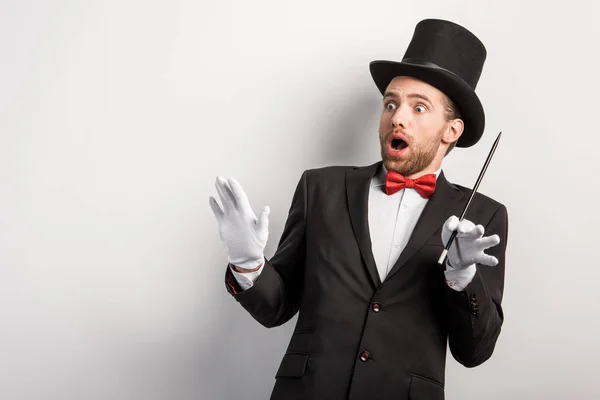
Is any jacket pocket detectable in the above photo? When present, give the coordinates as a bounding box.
[409,373,445,400]
[275,354,309,378]
[286,328,314,354]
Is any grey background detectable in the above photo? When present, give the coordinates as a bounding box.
[1,0,599,399]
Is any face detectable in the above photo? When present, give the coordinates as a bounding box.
[378,76,462,178]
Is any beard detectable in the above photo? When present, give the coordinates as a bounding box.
[379,127,443,176]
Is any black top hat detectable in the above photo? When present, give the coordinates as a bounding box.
[370,19,487,148]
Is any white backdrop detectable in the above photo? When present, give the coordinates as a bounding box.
[1,0,599,399]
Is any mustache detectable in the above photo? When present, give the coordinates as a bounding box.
[382,130,412,143]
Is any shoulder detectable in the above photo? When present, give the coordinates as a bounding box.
[454,183,504,207]
[295,162,378,192]
[445,177,508,219]
[304,164,362,179]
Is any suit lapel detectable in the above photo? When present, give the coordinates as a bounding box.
[385,170,465,281]
[346,161,382,288]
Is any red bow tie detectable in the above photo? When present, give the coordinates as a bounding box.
[385,171,437,198]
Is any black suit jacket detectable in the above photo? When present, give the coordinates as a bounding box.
[224,161,508,400]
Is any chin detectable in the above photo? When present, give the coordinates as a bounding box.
[383,157,425,177]
[382,158,404,173]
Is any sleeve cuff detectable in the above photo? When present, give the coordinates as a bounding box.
[444,262,476,291]
[230,262,265,291]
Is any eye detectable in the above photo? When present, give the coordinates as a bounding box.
[415,105,427,113]
[385,102,397,111]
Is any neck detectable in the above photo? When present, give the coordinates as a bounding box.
[382,162,442,179]
[382,161,442,179]
[406,165,441,179]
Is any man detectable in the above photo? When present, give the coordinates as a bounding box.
[209,19,508,400]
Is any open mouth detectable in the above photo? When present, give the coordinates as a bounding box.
[391,137,408,151]
[387,133,409,155]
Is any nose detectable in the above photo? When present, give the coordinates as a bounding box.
[391,104,410,129]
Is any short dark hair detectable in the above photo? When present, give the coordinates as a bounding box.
[442,95,462,155]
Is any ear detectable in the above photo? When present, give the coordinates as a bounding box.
[442,119,464,146]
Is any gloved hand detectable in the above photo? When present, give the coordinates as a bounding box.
[209,176,270,270]
[441,215,500,269]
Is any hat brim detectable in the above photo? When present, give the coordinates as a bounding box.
[369,60,484,148]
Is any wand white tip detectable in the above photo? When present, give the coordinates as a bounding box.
[437,249,448,265]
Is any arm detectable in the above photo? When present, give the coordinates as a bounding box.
[444,204,508,367]
[224,170,308,328]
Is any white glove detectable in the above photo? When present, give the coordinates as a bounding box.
[441,215,500,269]
[209,176,270,270]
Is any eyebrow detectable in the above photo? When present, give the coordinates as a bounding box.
[383,92,433,105]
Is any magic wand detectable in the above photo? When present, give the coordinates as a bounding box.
[437,131,503,265]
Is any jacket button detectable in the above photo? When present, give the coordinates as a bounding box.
[360,351,370,361]
[372,303,380,312]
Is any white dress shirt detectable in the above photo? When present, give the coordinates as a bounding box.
[231,165,476,291]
